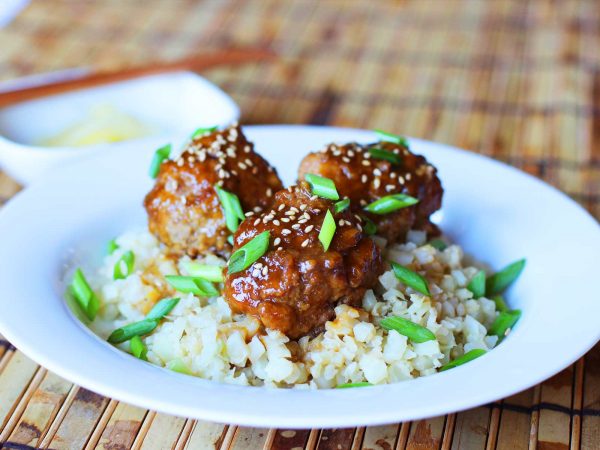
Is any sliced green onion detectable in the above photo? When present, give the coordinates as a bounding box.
[165,275,219,297]
[428,238,447,251]
[305,173,339,200]
[319,210,336,251]
[70,268,99,321]
[336,382,373,388]
[191,126,217,139]
[492,295,508,312]
[130,336,147,361]
[108,318,158,344]
[391,262,430,296]
[364,194,419,215]
[362,216,377,235]
[467,270,486,299]
[374,129,409,147]
[486,259,526,296]
[215,186,245,233]
[149,143,172,178]
[107,238,119,255]
[167,358,191,374]
[440,349,486,371]
[146,297,180,321]
[184,262,224,282]
[113,250,135,280]
[490,310,521,341]
[228,231,270,274]
[380,316,436,343]
[368,147,401,164]
[334,198,350,213]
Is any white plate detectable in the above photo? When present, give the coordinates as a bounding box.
[0,71,239,184]
[0,125,598,429]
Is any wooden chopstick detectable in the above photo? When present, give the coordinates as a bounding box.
[0,47,274,108]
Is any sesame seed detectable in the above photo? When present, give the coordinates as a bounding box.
[360,199,367,206]
[231,170,238,176]
[199,152,206,162]
[264,214,274,221]
[333,150,342,156]
[357,224,362,231]
[342,157,351,163]
[406,173,412,180]
[373,168,382,176]
[313,209,321,214]
[362,160,371,166]
[252,167,258,175]
[238,162,247,170]
[364,152,371,159]
[373,178,381,189]
[245,211,255,217]
[281,217,290,223]
[262,266,268,276]
[347,150,355,157]
[281,229,291,235]
[245,158,253,166]
[273,219,281,227]
[216,180,224,187]
[398,176,405,184]
[390,172,397,178]
[255,263,263,269]
[278,204,285,211]
[298,219,308,224]
[361,174,368,183]
[338,219,344,226]
[290,207,299,213]
[354,214,362,220]
[266,188,273,197]
[253,218,260,226]
[273,237,281,246]
[244,145,251,153]
[300,204,307,211]
[218,169,226,179]
[277,246,283,251]
[386,184,395,192]
[301,212,310,220]
[305,225,314,232]
[254,206,262,213]
[252,268,260,277]
[292,224,301,230]
[310,195,318,201]
[226,148,236,157]
[301,238,310,247]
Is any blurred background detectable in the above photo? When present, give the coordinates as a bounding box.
[0,1,598,449]
[0,0,598,214]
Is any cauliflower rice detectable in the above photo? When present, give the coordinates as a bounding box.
[86,229,499,388]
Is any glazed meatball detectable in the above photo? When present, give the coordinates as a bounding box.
[298,141,443,243]
[144,125,283,256]
[224,181,384,339]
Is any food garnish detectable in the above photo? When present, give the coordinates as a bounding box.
[367,147,401,164]
[334,198,350,213]
[374,129,409,147]
[107,238,119,255]
[183,262,224,282]
[490,310,522,341]
[146,297,181,320]
[364,194,419,214]
[149,143,171,178]
[228,231,270,274]
[191,126,217,139]
[486,259,526,296]
[440,349,486,371]
[391,262,430,296]
[362,216,377,235]
[336,382,373,388]
[380,316,436,343]
[165,275,219,297]
[318,210,336,251]
[466,270,486,298]
[305,173,340,200]
[428,238,447,251]
[70,268,100,321]
[130,335,148,360]
[215,186,245,233]
[113,250,135,280]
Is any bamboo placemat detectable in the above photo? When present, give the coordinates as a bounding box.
[0,1,599,449]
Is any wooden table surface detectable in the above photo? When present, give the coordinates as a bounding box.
[0,1,599,449]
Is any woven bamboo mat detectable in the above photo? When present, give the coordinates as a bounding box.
[0,0,599,449]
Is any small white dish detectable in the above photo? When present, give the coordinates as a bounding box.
[0,71,239,185]
[0,125,598,429]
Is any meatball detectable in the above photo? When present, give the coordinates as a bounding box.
[144,124,283,256]
[298,140,443,243]
[224,181,384,338]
